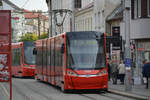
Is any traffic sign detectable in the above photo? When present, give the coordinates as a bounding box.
[125,58,131,67]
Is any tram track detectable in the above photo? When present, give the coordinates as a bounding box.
[13,83,33,100]
[14,78,136,100]
[13,78,55,100]
[79,94,98,100]
[1,78,138,100]
[0,83,9,100]
[77,91,136,100]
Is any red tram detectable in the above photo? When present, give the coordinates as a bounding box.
[12,42,35,77]
[34,31,108,92]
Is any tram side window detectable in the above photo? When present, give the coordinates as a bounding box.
[12,48,22,66]
[58,45,62,66]
[96,38,106,67]
[55,40,62,67]
[39,49,42,67]
[49,40,52,67]
[55,49,58,67]
[51,47,54,67]
[58,51,61,66]
[55,40,58,67]
[43,49,45,68]
[47,47,50,67]
[36,49,40,67]
[12,49,15,66]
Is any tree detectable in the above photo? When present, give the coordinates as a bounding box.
[39,33,48,39]
[19,32,48,42]
[19,33,38,42]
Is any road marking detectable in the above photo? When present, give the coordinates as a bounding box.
[0,83,10,97]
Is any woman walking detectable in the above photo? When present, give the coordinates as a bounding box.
[118,61,126,84]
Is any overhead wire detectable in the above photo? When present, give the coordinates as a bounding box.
[21,0,30,8]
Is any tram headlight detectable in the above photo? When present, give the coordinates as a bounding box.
[67,71,78,76]
[97,70,107,76]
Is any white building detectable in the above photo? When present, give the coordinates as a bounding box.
[46,0,93,36]
[75,1,94,31]
[0,0,25,42]
[94,0,121,33]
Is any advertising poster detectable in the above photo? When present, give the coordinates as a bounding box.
[0,10,12,100]
[0,54,10,82]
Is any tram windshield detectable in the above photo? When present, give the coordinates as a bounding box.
[24,42,36,65]
[67,32,106,70]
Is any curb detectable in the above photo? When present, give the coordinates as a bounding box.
[108,89,150,100]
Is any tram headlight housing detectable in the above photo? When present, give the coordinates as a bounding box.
[67,71,78,76]
[97,70,107,76]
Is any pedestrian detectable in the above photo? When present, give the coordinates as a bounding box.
[142,61,150,89]
[110,60,118,84]
[142,60,147,84]
[118,60,126,84]
[131,60,136,85]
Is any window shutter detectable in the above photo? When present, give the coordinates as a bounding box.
[131,0,135,19]
[141,0,148,18]
[75,0,81,8]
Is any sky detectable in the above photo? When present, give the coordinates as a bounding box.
[11,0,48,11]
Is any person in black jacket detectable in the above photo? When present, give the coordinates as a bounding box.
[142,62,150,89]
[107,60,111,81]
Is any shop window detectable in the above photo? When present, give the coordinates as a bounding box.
[144,51,150,62]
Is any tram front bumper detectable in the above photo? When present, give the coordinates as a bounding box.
[65,75,108,90]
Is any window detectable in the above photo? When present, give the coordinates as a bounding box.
[138,0,141,17]
[75,0,81,8]
[95,13,97,29]
[12,48,22,66]
[98,12,100,29]
[144,51,150,62]
[133,0,150,19]
[148,0,150,16]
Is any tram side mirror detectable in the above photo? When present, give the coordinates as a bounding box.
[33,48,37,55]
[61,43,64,54]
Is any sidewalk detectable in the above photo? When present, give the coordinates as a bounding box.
[108,79,150,100]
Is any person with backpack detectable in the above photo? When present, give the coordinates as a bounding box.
[142,61,150,89]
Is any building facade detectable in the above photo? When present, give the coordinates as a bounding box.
[46,0,93,36]
[106,4,123,62]
[75,1,94,31]
[0,0,24,42]
[107,0,150,81]
[24,10,49,36]
[130,0,150,79]
[94,0,121,33]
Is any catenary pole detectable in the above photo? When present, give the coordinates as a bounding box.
[124,0,132,91]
